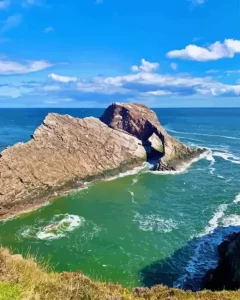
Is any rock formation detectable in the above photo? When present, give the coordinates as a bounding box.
[0,113,145,219]
[100,103,204,171]
[203,232,240,291]
[0,103,204,219]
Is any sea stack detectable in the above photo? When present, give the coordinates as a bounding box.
[100,103,204,171]
[0,103,204,219]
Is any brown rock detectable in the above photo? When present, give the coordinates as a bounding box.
[0,113,145,219]
[100,103,205,171]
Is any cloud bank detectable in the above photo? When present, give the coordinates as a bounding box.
[167,39,240,61]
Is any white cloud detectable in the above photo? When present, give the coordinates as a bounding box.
[225,69,240,74]
[43,85,61,91]
[6,60,240,102]
[131,65,139,72]
[147,90,173,96]
[44,26,54,33]
[167,39,240,61]
[1,14,22,33]
[95,0,103,4]
[131,58,159,73]
[170,63,178,70]
[0,59,52,75]
[206,69,219,74]
[43,68,240,98]
[48,73,78,83]
[0,0,10,9]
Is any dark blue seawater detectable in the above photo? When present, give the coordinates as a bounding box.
[0,108,240,291]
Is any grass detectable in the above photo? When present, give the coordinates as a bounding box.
[0,283,22,300]
[1,248,240,299]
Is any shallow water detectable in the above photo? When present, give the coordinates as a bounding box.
[0,108,240,290]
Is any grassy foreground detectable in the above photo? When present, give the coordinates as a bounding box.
[0,248,240,300]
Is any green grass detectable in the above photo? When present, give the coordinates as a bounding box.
[0,283,22,300]
[1,248,240,300]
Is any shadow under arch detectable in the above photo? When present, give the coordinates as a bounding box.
[139,225,240,291]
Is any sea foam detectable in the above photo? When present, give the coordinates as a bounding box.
[20,214,85,240]
[213,151,240,165]
[233,193,240,204]
[134,212,177,233]
[37,214,84,240]
[149,150,210,176]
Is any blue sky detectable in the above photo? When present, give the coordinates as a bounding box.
[0,0,240,107]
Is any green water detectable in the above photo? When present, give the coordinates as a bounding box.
[1,158,240,289]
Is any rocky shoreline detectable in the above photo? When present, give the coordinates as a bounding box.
[0,103,204,219]
[203,232,240,291]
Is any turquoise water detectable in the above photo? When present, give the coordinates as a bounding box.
[0,108,240,290]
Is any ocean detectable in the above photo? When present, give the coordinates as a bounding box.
[0,108,240,291]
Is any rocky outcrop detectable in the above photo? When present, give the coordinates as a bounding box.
[0,103,204,219]
[100,103,204,171]
[0,113,145,219]
[203,232,240,291]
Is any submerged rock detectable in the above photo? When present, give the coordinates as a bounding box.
[0,113,145,218]
[203,232,240,291]
[100,103,205,171]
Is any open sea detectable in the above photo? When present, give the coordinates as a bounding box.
[0,108,240,291]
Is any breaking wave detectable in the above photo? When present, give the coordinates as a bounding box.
[149,150,210,176]
[233,193,240,204]
[212,151,240,165]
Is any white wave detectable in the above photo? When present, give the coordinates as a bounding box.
[128,190,137,203]
[36,214,85,240]
[233,193,240,204]
[174,203,229,289]
[221,214,240,227]
[202,204,228,236]
[175,193,240,289]
[205,151,215,164]
[213,151,240,165]
[217,175,224,179]
[177,136,205,143]
[167,129,240,141]
[69,185,89,196]
[132,177,139,185]
[209,167,215,175]
[149,150,209,176]
[105,162,151,182]
[134,212,177,233]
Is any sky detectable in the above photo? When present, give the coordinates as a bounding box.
[0,0,240,107]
